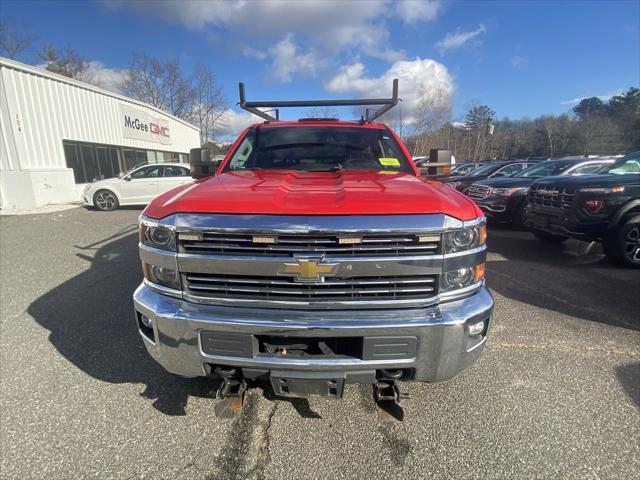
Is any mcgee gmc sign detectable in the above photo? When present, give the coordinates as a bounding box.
[120,104,172,145]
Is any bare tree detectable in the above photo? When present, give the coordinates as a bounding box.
[164,59,196,119]
[534,115,558,158]
[411,89,452,155]
[0,17,36,59]
[120,54,165,107]
[304,106,340,119]
[36,45,102,87]
[120,54,196,120]
[191,63,227,142]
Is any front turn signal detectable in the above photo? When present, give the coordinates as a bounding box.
[473,262,486,283]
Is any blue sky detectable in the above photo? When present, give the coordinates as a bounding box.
[2,0,639,136]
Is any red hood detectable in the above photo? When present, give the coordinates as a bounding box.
[144,170,481,220]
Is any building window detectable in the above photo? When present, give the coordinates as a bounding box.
[63,140,189,184]
[96,147,120,179]
[63,143,83,183]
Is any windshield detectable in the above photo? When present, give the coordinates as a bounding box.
[515,160,575,178]
[452,164,480,175]
[602,154,640,175]
[467,163,505,176]
[226,126,412,173]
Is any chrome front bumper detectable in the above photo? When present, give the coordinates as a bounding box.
[133,283,494,383]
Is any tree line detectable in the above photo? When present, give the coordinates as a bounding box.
[405,88,639,160]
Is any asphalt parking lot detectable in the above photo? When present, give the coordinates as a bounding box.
[1,207,638,480]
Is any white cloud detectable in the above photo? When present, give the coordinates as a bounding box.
[107,0,389,48]
[104,0,442,80]
[242,47,267,60]
[509,55,528,68]
[35,59,126,93]
[396,0,442,24]
[214,108,261,138]
[560,89,625,105]
[435,23,487,54]
[262,35,319,83]
[325,57,453,124]
[85,61,126,92]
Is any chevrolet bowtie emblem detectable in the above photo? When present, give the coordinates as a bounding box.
[279,257,339,283]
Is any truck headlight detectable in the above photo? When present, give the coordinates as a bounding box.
[443,222,487,253]
[446,181,461,189]
[440,263,485,293]
[139,217,176,251]
[142,262,181,290]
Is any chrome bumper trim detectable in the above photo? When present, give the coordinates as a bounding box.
[133,283,494,381]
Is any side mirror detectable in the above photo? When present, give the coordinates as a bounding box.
[124,175,132,181]
[189,147,217,179]
[420,149,452,176]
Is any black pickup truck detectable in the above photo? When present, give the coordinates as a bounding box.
[524,153,640,267]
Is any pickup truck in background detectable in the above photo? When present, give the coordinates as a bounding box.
[468,157,616,226]
[132,81,494,420]
[524,152,640,268]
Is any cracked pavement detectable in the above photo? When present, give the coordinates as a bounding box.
[1,208,638,479]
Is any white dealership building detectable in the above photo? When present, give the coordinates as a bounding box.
[0,57,200,210]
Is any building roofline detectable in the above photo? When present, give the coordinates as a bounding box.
[0,56,199,132]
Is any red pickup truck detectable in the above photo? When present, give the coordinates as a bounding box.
[133,82,493,420]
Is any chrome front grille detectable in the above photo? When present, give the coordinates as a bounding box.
[528,186,575,209]
[183,273,438,304]
[163,213,481,309]
[467,185,492,200]
[180,232,440,257]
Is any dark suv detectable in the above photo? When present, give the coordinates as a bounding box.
[468,157,615,225]
[524,153,640,267]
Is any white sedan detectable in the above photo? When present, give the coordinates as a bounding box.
[82,163,192,211]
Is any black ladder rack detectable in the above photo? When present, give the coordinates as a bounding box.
[238,79,399,123]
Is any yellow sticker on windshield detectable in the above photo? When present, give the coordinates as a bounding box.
[379,157,400,167]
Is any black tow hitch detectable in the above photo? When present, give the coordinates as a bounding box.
[213,367,247,419]
[373,370,409,422]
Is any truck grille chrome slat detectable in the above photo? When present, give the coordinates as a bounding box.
[185,275,435,286]
[184,274,438,302]
[174,226,450,307]
[467,185,492,200]
[180,232,440,257]
[528,186,575,210]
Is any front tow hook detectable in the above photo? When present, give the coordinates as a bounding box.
[373,369,409,422]
[214,367,247,419]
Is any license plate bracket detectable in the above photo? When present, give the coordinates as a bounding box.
[270,370,345,399]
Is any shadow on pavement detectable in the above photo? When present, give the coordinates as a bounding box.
[485,223,640,331]
[28,229,219,416]
[615,362,640,408]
